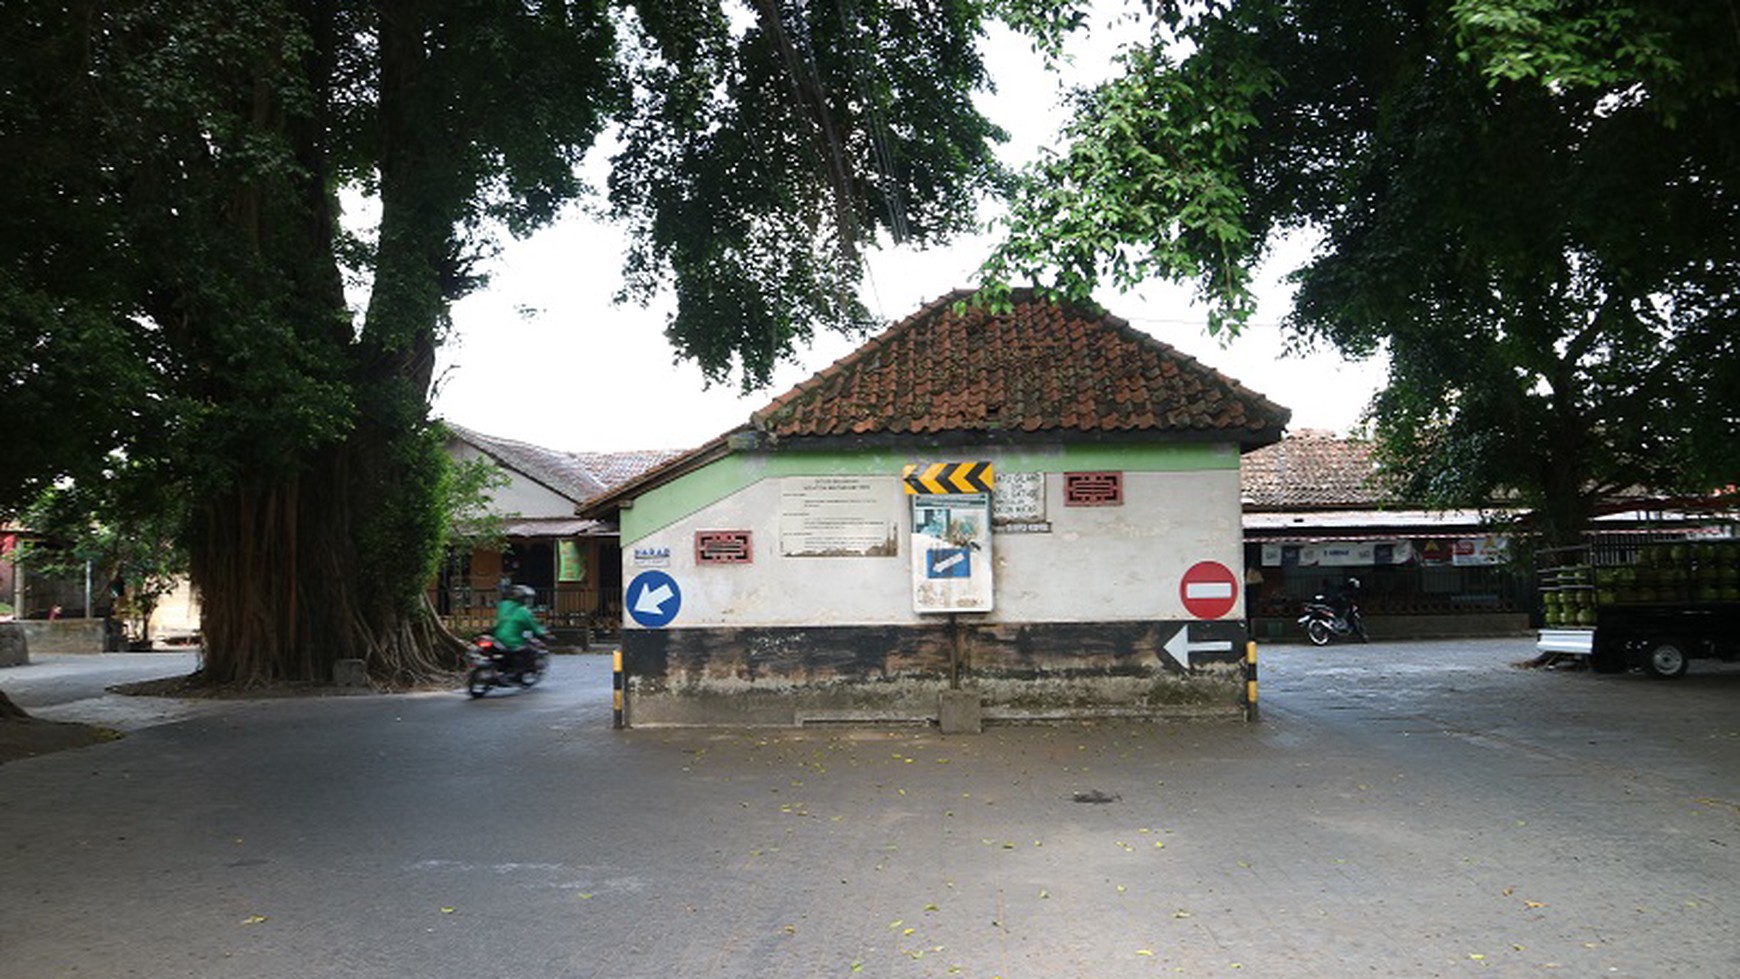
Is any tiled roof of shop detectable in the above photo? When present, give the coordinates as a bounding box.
[570,449,688,491]
[750,289,1289,444]
[1240,430,1398,508]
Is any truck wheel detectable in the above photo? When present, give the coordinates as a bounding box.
[1645,642,1689,679]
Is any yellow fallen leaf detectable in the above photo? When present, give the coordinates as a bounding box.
[441,907,456,914]
[1135,949,1154,956]
[241,915,268,925]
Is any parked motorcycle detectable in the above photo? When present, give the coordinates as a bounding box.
[465,634,550,697]
[1298,593,1368,646]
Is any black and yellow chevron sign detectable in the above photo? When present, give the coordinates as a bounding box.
[902,461,994,495]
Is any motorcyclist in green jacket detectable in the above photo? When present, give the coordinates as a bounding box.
[493,584,551,671]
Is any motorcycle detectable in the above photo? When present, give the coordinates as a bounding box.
[1298,594,1368,646]
[465,634,550,697]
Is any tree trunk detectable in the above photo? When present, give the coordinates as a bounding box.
[191,415,461,689]
[0,691,28,721]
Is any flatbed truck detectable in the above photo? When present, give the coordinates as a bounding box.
[1537,538,1740,678]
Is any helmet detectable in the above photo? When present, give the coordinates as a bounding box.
[512,584,536,605]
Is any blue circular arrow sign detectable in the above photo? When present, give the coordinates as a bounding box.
[626,570,682,629]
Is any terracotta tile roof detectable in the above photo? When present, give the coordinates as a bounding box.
[750,289,1290,444]
[443,423,683,504]
[570,450,688,490]
[1240,429,1399,509]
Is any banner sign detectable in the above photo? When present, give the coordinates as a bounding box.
[557,540,585,582]
[1262,540,1416,567]
[1452,536,1507,566]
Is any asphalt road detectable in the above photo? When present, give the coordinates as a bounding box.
[2,639,1736,978]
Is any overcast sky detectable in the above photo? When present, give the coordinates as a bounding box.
[431,16,1387,453]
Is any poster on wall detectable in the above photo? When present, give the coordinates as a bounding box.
[910,493,994,612]
[779,476,900,557]
[992,471,1049,533]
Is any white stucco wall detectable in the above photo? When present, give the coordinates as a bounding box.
[448,441,576,518]
[620,447,1245,630]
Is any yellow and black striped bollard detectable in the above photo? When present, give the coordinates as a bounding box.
[612,649,625,729]
[1244,641,1259,722]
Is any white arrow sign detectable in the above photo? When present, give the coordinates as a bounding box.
[634,582,675,616]
[1164,627,1233,670]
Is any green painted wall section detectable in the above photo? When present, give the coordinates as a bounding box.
[619,442,1237,542]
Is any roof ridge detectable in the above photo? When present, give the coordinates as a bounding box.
[751,289,1289,442]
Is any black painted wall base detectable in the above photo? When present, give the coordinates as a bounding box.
[621,619,1249,726]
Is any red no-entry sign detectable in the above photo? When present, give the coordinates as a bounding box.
[1179,560,1239,619]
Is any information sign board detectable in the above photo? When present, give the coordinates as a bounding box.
[911,493,993,612]
[779,476,899,557]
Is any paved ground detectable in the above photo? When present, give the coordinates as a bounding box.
[1,639,1736,978]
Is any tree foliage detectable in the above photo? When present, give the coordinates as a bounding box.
[610,0,1007,387]
[988,0,1740,542]
[3,0,1015,684]
[13,474,187,644]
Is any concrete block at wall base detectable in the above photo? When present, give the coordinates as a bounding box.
[332,659,370,688]
[938,689,982,734]
[14,620,105,654]
[0,623,26,667]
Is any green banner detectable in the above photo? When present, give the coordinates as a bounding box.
[558,540,585,583]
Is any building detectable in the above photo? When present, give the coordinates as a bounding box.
[580,290,1289,726]
[1240,430,1531,639]
[437,424,680,641]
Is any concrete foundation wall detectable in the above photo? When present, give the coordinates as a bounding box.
[622,619,1249,726]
